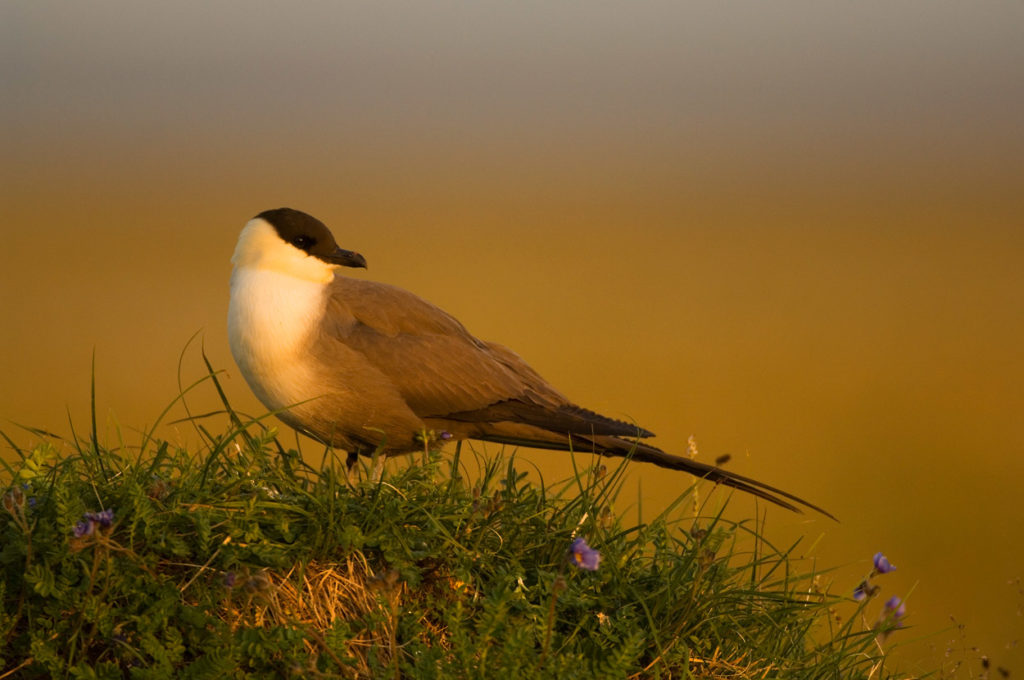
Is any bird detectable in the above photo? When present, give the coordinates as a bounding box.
[228,207,831,517]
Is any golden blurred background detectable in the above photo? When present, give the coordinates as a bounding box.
[3,2,1022,672]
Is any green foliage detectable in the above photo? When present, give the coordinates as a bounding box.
[0,372,913,679]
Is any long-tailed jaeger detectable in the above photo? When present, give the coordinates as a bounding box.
[228,207,830,516]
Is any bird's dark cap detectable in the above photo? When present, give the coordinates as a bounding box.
[256,207,367,269]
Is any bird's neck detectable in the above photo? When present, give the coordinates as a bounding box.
[228,266,330,409]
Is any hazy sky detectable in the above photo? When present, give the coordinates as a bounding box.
[5,2,1023,156]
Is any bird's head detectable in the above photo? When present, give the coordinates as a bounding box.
[232,208,367,283]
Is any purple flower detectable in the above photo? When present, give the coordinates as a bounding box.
[853,582,867,601]
[569,537,601,571]
[873,552,896,574]
[884,595,906,621]
[853,580,879,601]
[72,508,115,537]
[223,571,237,588]
[874,595,908,641]
[439,431,453,441]
[88,509,115,527]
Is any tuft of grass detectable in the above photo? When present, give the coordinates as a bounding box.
[1,368,918,679]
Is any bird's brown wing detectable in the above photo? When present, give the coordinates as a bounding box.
[321,276,650,438]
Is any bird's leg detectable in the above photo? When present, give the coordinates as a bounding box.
[346,450,360,486]
[371,451,387,483]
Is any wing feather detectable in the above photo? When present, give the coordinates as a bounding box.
[322,277,648,438]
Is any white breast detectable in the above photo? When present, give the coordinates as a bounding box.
[228,266,327,412]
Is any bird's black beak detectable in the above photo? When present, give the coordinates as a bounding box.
[327,247,368,269]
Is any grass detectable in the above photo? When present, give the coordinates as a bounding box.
[0,362,918,679]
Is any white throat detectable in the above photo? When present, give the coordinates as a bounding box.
[228,241,334,412]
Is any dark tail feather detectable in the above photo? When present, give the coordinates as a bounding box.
[616,438,836,520]
[478,433,835,520]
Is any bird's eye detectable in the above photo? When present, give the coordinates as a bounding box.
[291,235,315,250]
